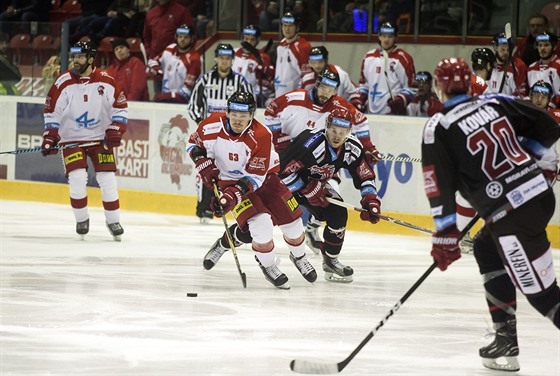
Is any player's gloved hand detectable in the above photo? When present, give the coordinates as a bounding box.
[387,94,407,115]
[105,122,126,148]
[359,193,381,224]
[273,132,291,152]
[146,61,163,78]
[431,225,462,271]
[542,168,558,186]
[360,138,382,165]
[41,128,60,156]
[350,93,367,113]
[217,185,243,214]
[194,157,219,189]
[300,180,331,208]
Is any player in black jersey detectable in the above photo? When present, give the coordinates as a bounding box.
[421,57,560,372]
[278,108,382,283]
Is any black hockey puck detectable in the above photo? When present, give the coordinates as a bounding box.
[186,293,198,297]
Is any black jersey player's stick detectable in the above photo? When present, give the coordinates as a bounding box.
[325,197,434,235]
[212,180,247,288]
[290,215,480,374]
[0,141,101,156]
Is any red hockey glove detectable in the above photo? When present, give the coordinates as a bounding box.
[217,185,243,214]
[300,180,331,208]
[153,92,186,103]
[360,138,382,166]
[195,157,220,189]
[350,93,367,113]
[359,193,381,224]
[105,122,126,148]
[431,226,462,271]
[387,94,407,115]
[41,128,60,156]
[273,132,291,152]
[146,64,163,79]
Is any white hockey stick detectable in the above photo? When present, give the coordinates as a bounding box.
[382,50,394,100]
[498,23,514,93]
[290,215,480,374]
[139,41,148,66]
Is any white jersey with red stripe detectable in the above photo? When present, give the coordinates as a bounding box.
[470,74,491,96]
[274,36,311,97]
[44,68,128,143]
[264,88,371,143]
[527,55,560,95]
[150,43,202,100]
[357,46,416,114]
[186,113,279,189]
[487,58,528,96]
[232,47,273,99]
[300,63,359,100]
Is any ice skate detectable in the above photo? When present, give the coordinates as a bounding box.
[305,222,322,255]
[479,319,520,372]
[255,256,290,289]
[289,253,317,283]
[322,254,353,283]
[76,219,89,240]
[106,222,124,242]
[459,233,474,254]
[203,239,227,270]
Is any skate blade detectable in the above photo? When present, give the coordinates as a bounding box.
[324,272,353,283]
[305,240,321,255]
[79,234,86,241]
[112,235,122,242]
[482,356,520,372]
[275,282,291,290]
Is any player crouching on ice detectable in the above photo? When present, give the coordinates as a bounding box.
[187,91,316,289]
[42,41,127,241]
[278,108,382,282]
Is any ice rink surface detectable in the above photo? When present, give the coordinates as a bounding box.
[1,200,558,376]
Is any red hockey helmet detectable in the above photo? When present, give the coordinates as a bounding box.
[327,108,352,129]
[434,58,471,94]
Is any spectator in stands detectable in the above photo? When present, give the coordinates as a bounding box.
[193,0,214,38]
[232,25,274,107]
[405,71,442,117]
[514,14,554,67]
[107,38,149,101]
[274,11,311,98]
[147,24,201,103]
[0,0,51,34]
[353,22,416,115]
[67,0,113,44]
[258,1,280,32]
[92,0,139,42]
[300,45,358,101]
[488,32,528,97]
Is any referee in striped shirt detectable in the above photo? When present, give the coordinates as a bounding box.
[188,43,253,222]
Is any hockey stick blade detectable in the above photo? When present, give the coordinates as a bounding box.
[241,41,263,65]
[290,215,479,374]
[325,198,434,235]
[498,22,512,93]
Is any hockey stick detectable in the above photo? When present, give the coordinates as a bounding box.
[325,197,433,235]
[241,41,265,106]
[382,50,394,100]
[212,181,248,288]
[290,214,480,374]
[380,155,422,163]
[139,41,148,66]
[498,23,513,94]
[0,141,101,156]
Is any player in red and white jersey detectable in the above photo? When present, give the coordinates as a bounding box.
[487,32,528,96]
[470,47,495,96]
[187,91,316,289]
[527,32,560,96]
[405,71,443,117]
[300,46,359,101]
[42,41,128,241]
[353,23,416,115]
[232,25,274,106]
[274,12,311,97]
[147,24,201,103]
[264,69,379,162]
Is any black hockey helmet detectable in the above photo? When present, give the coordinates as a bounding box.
[215,43,235,57]
[309,46,329,62]
[415,71,432,82]
[379,22,398,36]
[227,91,256,114]
[316,69,340,89]
[535,31,558,46]
[492,32,508,46]
[70,41,96,58]
[281,11,301,26]
[530,80,553,98]
[243,24,261,39]
[471,47,496,70]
